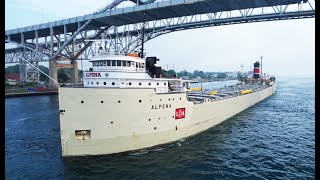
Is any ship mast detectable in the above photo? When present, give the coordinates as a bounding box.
[140,12,146,58]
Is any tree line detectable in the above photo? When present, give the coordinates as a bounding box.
[165,69,234,80]
[5,64,83,83]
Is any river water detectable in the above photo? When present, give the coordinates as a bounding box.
[5,77,315,179]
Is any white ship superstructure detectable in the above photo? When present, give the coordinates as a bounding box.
[59,47,276,157]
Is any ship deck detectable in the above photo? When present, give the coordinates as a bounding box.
[187,83,270,104]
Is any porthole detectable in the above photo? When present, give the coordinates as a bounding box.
[112,82,115,85]
[122,82,124,84]
[148,83,151,86]
[180,97,182,100]
[139,82,142,86]
[169,98,170,101]
[157,83,159,85]
[101,101,104,103]
[118,100,121,103]
[103,82,106,85]
[172,116,174,118]
[91,82,93,85]
[149,119,151,121]
[111,121,113,124]
[96,82,99,85]
[154,127,157,130]
[160,99,162,101]
[158,117,160,120]
[139,100,142,103]
[176,126,178,130]
[81,101,84,103]
[164,83,166,85]
[173,98,174,101]
[129,82,132,86]
[87,82,89,85]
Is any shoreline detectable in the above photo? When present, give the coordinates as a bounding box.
[5,91,58,98]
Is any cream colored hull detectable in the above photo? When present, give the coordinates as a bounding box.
[59,84,276,156]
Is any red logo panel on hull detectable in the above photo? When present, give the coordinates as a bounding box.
[175,108,185,119]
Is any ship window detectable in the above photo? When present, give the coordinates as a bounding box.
[101,101,104,103]
[96,82,99,85]
[103,60,106,66]
[117,60,121,66]
[164,83,166,85]
[129,82,132,86]
[97,61,100,66]
[107,60,111,66]
[139,82,142,86]
[154,127,157,130]
[104,82,106,85]
[142,63,145,68]
[157,83,159,85]
[122,61,126,67]
[91,82,93,85]
[127,61,130,67]
[149,119,151,121]
[112,60,116,66]
[118,100,121,103]
[100,61,103,66]
[112,82,115,85]
[148,83,151,86]
[81,101,84,103]
[139,100,142,103]
[87,82,89,85]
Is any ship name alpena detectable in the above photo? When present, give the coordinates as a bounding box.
[151,104,172,110]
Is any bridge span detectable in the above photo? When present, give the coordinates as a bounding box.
[5,0,315,85]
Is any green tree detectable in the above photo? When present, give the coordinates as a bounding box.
[167,69,176,77]
[217,73,227,79]
[58,69,70,83]
[5,64,20,74]
[198,71,205,78]
[39,65,49,82]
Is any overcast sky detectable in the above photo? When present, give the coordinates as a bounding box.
[5,0,315,78]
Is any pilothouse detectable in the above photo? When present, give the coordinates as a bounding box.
[83,41,188,93]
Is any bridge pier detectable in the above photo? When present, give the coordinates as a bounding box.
[19,59,27,82]
[70,60,78,84]
[49,59,79,87]
[49,59,58,87]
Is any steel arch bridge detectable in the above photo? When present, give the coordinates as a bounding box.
[5,0,315,82]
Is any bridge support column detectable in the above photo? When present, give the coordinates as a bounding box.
[49,59,58,87]
[70,60,78,84]
[19,59,27,82]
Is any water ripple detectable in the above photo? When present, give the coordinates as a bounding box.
[5,78,315,179]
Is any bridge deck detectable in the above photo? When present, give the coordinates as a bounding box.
[6,0,306,41]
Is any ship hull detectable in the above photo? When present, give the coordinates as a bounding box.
[59,83,276,157]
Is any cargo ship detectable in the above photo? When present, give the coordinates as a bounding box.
[58,46,276,157]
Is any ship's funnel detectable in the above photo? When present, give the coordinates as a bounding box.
[253,61,260,79]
